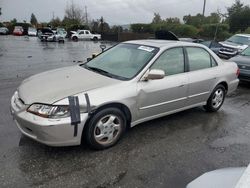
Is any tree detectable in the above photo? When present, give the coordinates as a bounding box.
[10,18,17,25]
[227,0,244,17]
[64,1,84,25]
[152,13,162,24]
[183,13,204,27]
[227,0,250,32]
[98,17,110,33]
[165,17,180,24]
[50,17,61,28]
[205,13,221,24]
[91,20,99,33]
[111,25,123,33]
[30,13,38,25]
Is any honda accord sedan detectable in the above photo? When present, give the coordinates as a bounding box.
[10,40,239,150]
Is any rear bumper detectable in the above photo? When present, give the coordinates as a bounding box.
[10,93,89,147]
[228,79,239,94]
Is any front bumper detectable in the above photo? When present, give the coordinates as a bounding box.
[10,93,89,146]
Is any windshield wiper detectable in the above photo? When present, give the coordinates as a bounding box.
[84,65,115,78]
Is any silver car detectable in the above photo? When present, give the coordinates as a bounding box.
[10,40,239,149]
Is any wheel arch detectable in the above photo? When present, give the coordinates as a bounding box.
[81,102,132,145]
[216,81,228,93]
[91,102,132,127]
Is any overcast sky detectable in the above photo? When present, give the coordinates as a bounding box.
[1,0,250,25]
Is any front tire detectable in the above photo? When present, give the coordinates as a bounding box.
[84,108,126,150]
[204,84,226,112]
[72,36,78,41]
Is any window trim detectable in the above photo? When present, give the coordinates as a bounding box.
[149,46,187,77]
[184,46,218,72]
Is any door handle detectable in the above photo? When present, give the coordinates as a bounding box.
[178,84,185,87]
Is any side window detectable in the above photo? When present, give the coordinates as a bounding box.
[79,31,84,34]
[151,48,185,76]
[186,47,212,71]
[211,57,217,67]
[85,31,90,34]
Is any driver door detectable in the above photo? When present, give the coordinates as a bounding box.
[137,47,188,120]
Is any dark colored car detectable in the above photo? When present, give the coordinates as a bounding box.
[230,46,250,82]
[201,41,222,55]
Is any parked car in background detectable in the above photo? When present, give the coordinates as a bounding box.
[38,28,64,43]
[71,30,101,41]
[56,28,67,38]
[0,27,9,35]
[13,26,24,36]
[11,40,239,150]
[230,46,250,82]
[200,40,222,55]
[28,27,37,36]
[219,34,250,59]
[38,27,53,40]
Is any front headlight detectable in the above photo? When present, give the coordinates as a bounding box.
[27,104,70,118]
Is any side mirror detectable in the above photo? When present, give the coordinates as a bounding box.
[145,69,165,80]
[100,44,106,52]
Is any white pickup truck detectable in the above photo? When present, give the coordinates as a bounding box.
[71,30,101,41]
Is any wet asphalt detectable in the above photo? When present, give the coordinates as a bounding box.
[0,35,250,188]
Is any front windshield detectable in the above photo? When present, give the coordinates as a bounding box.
[226,35,250,45]
[240,47,250,56]
[83,43,159,80]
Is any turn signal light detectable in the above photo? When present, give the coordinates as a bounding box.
[236,68,240,77]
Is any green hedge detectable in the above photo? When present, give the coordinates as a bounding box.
[199,24,231,40]
[131,23,198,38]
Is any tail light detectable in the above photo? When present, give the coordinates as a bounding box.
[236,67,240,77]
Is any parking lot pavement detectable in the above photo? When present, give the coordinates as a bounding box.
[1,35,250,188]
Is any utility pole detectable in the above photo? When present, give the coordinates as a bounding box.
[202,0,206,16]
[85,6,88,25]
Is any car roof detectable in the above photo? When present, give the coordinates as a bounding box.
[123,39,204,49]
[235,34,250,37]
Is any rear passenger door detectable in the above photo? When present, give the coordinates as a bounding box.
[185,47,218,105]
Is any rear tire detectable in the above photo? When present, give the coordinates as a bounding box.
[84,108,126,150]
[204,84,226,112]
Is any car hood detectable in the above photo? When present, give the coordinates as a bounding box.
[219,41,248,50]
[230,55,250,65]
[18,65,120,104]
[187,167,246,188]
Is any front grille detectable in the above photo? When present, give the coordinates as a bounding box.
[238,65,250,70]
[220,47,237,53]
